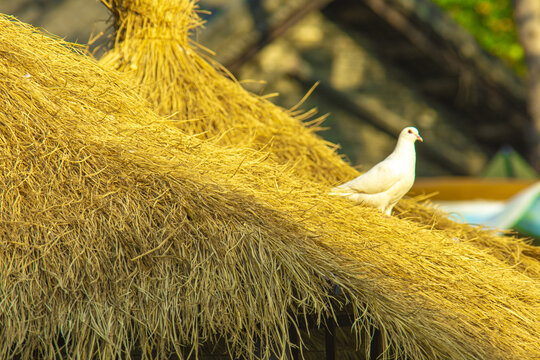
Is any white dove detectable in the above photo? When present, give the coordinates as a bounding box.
[330,127,423,215]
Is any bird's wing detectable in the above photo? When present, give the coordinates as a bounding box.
[337,160,400,194]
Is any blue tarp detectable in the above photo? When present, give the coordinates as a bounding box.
[436,182,540,241]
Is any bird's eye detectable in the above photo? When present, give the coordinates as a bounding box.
[408,129,413,134]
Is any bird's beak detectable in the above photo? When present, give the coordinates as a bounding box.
[416,135,423,142]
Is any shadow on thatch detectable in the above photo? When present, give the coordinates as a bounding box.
[0,11,539,360]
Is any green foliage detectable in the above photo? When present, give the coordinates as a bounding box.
[432,0,525,75]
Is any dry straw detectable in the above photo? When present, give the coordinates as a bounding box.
[99,0,357,185]
[0,11,539,360]
[99,0,540,276]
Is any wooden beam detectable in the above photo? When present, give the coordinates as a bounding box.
[418,77,458,95]
[362,0,460,71]
[226,0,336,73]
[380,43,428,59]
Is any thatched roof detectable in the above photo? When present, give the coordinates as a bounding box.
[99,0,355,185]
[1,9,540,360]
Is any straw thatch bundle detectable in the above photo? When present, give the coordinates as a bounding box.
[396,198,540,277]
[98,0,540,277]
[1,14,540,360]
[99,0,357,184]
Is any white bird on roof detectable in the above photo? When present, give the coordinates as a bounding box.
[330,127,423,215]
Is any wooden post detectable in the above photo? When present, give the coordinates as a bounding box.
[289,323,300,360]
[370,327,383,360]
[325,320,335,360]
[514,0,540,170]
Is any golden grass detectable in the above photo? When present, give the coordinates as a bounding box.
[0,11,539,360]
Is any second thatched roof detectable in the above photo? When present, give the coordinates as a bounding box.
[99,0,357,184]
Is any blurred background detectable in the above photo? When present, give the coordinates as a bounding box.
[1,0,539,241]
